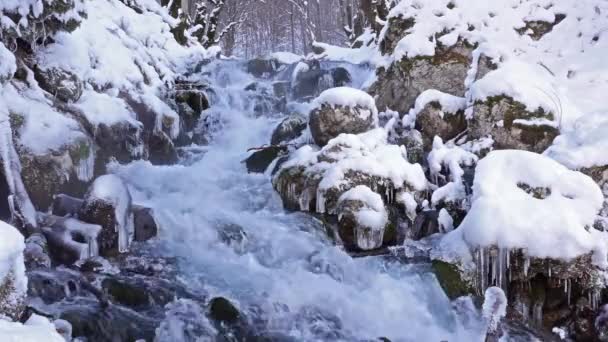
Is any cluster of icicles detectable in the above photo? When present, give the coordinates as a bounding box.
[475,248,602,314]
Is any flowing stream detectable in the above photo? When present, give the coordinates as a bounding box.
[112,60,484,341]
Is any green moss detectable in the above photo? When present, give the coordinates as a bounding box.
[431,260,474,299]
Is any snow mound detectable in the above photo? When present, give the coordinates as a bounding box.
[545,111,608,170]
[406,89,466,125]
[450,150,606,265]
[482,287,507,334]
[338,185,388,231]
[0,314,64,341]
[75,90,141,128]
[312,87,379,122]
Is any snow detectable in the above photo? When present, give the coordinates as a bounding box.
[468,59,572,123]
[88,175,134,253]
[0,42,15,83]
[545,111,608,170]
[428,137,477,205]
[291,61,310,83]
[338,185,388,231]
[312,86,379,123]
[0,315,64,341]
[438,209,454,233]
[75,90,141,128]
[447,150,607,265]
[1,84,86,155]
[270,51,302,65]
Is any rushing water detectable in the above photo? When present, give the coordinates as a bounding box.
[112,60,484,341]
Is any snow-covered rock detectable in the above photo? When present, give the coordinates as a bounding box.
[273,128,427,215]
[0,221,27,320]
[309,87,378,146]
[337,186,389,251]
[78,175,134,256]
[450,149,605,263]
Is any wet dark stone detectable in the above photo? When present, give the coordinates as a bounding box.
[102,278,149,308]
[245,146,286,174]
[51,194,84,217]
[247,59,279,78]
[209,297,240,324]
[133,205,158,242]
[411,210,440,240]
[331,67,352,87]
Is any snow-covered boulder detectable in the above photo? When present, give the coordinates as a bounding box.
[78,175,134,256]
[309,87,378,147]
[455,149,604,263]
[434,150,607,328]
[410,90,467,151]
[23,233,51,269]
[336,186,389,251]
[273,128,427,216]
[0,221,27,320]
[468,62,561,153]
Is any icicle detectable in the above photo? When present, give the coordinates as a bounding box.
[548,265,551,278]
[523,256,530,277]
[316,189,326,214]
[532,302,543,327]
[567,279,571,306]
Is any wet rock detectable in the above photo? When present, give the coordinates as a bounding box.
[411,210,441,240]
[101,277,150,308]
[24,233,51,269]
[39,214,101,265]
[331,67,352,87]
[270,115,307,146]
[245,146,287,174]
[247,58,281,78]
[93,120,145,168]
[78,175,134,257]
[468,96,559,153]
[398,129,425,165]
[33,65,83,103]
[148,130,179,165]
[209,297,240,324]
[371,39,474,114]
[217,223,248,253]
[60,298,157,342]
[132,205,158,242]
[292,69,334,100]
[51,194,84,217]
[415,102,467,151]
[309,103,376,147]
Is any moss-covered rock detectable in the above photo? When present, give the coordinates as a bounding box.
[309,104,376,147]
[370,39,474,114]
[431,260,474,299]
[468,96,559,153]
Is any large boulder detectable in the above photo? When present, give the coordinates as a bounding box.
[370,39,477,114]
[412,91,467,151]
[309,87,378,147]
[78,175,134,256]
[468,96,559,153]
